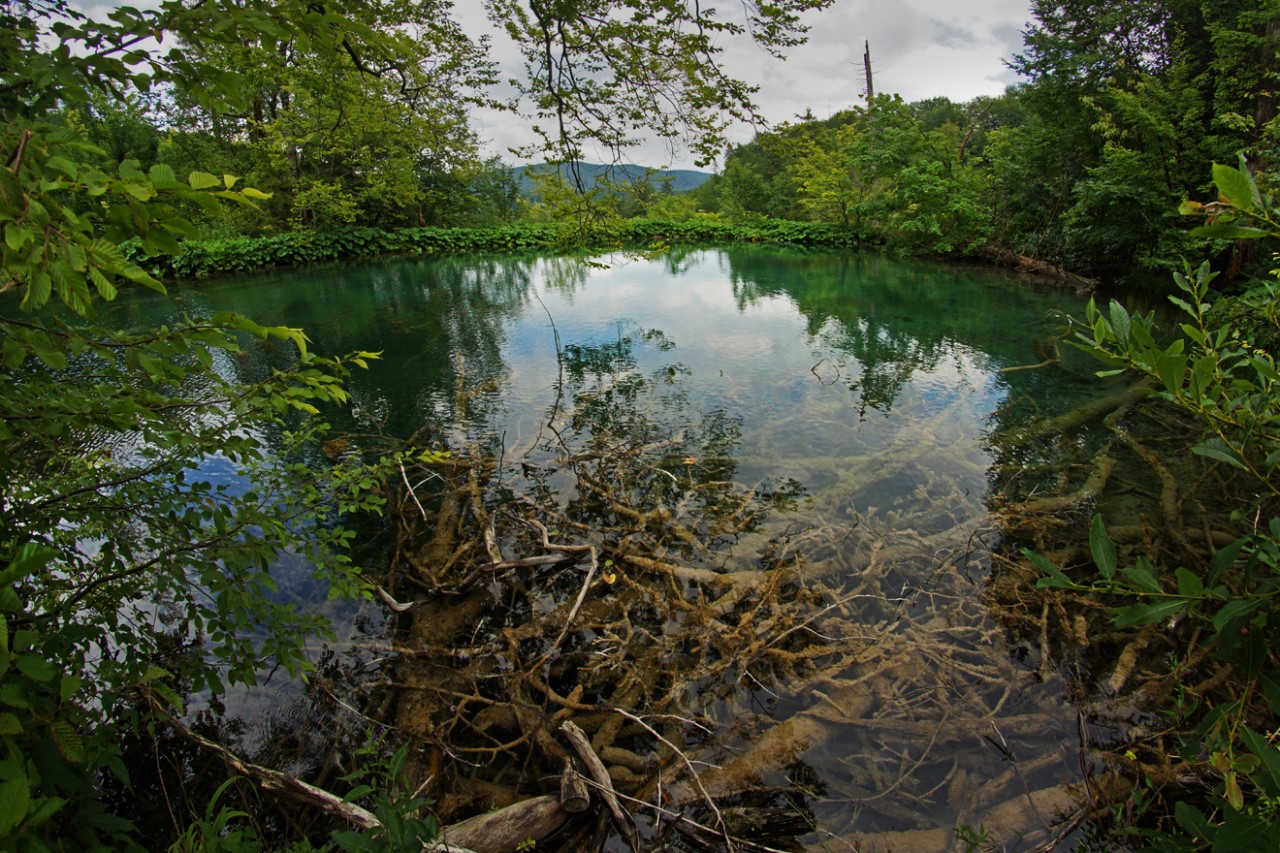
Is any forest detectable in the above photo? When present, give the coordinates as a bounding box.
[2,0,1280,850]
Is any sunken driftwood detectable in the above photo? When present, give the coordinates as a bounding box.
[141,687,593,853]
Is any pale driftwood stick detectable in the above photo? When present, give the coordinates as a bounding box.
[400,461,430,520]
[143,688,489,852]
[561,759,591,813]
[441,794,568,852]
[546,546,597,651]
[480,554,573,570]
[513,513,601,665]
[141,687,380,830]
[560,720,635,844]
[368,580,421,613]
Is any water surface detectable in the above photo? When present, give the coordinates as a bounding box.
[106,246,1104,849]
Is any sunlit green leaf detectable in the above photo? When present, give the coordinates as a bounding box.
[187,170,221,190]
[1191,223,1269,240]
[1212,162,1258,212]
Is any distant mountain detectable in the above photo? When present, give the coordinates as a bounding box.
[511,162,713,198]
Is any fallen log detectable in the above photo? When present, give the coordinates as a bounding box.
[441,795,569,852]
[142,687,588,853]
[140,687,382,830]
[978,246,1099,292]
[837,783,1084,853]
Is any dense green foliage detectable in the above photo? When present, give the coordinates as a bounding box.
[1031,161,1280,847]
[0,0,836,848]
[700,0,1280,285]
[127,220,858,280]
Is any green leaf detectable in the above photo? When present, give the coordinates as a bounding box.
[1224,768,1245,811]
[1175,567,1204,598]
[1209,536,1250,587]
[0,714,21,736]
[148,163,176,183]
[88,265,118,301]
[343,784,375,802]
[1240,728,1280,798]
[50,722,86,763]
[1089,515,1116,581]
[22,271,52,312]
[188,171,221,190]
[1212,162,1258,213]
[1154,350,1187,393]
[45,156,79,179]
[1024,549,1077,589]
[59,674,81,701]
[0,339,25,369]
[1174,800,1213,841]
[0,775,30,836]
[23,795,65,828]
[0,544,56,586]
[1107,301,1132,344]
[0,686,30,712]
[1113,599,1187,629]
[1121,557,1161,594]
[1213,598,1264,634]
[1190,223,1270,240]
[15,653,56,683]
[1192,438,1245,469]
[3,223,31,253]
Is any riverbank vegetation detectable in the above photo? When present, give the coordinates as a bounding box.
[37,0,1280,292]
[4,0,1280,849]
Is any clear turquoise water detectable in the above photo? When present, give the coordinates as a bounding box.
[104,246,1107,847]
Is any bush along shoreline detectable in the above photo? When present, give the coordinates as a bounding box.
[121,220,863,281]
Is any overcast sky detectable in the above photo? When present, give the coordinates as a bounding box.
[459,0,1034,171]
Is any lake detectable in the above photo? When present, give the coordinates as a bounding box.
[105,245,1114,851]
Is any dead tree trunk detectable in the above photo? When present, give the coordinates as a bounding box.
[863,40,874,103]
